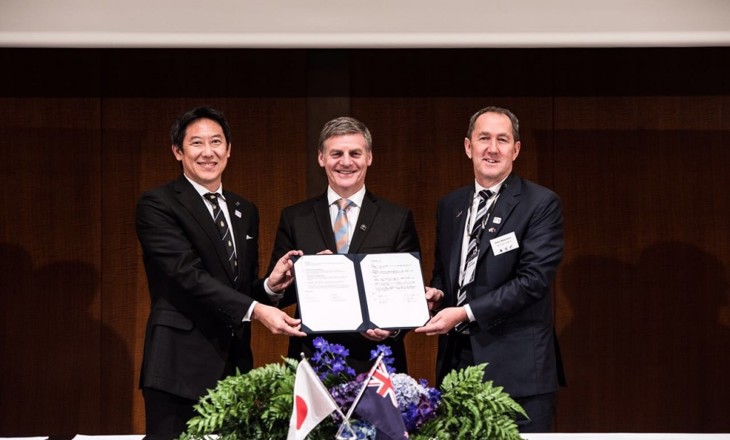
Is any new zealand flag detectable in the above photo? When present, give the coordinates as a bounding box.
[354,359,409,440]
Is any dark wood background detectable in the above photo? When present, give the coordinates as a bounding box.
[1,47,728,435]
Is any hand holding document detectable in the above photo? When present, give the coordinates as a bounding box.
[293,253,430,333]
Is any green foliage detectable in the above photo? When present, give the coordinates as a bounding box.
[181,359,289,440]
[180,358,337,440]
[179,359,526,440]
[411,364,526,440]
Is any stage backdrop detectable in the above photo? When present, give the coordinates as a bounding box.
[0,47,729,435]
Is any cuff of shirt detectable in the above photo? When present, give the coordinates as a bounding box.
[463,304,476,322]
[264,277,285,303]
[243,301,258,322]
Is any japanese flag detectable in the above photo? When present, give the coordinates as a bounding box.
[287,359,337,440]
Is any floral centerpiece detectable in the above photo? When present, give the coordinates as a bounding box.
[180,337,526,440]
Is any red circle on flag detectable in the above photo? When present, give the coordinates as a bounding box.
[295,395,308,429]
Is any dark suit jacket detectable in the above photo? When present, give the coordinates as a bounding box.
[266,190,420,373]
[431,174,565,398]
[136,175,266,400]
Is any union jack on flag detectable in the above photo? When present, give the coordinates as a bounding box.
[368,359,398,407]
[354,358,408,440]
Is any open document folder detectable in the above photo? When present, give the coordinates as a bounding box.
[292,253,430,333]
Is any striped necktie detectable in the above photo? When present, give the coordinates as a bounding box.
[204,193,238,284]
[457,189,494,306]
[333,198,353,254]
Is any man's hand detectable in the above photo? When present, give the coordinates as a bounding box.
[266,250,303,292]
[252,303,306,337]
[361,328,395,342]
[425,286,444,311]
[414,307,468,336]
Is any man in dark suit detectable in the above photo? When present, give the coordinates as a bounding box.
[262,116,420,373]
[136,106,305,440]
[416,106,565,432]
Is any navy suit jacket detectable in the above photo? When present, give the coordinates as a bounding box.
[431,174,565,398]
[136,175,266,400]
[266,190,420,373]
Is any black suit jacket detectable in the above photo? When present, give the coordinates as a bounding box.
[431,174,565,398]
[136,175,266,400]
[266,190,420,373]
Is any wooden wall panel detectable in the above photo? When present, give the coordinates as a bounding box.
[0,49,103,434]
[552,49,730,432]
[0,50,103,436]
[553,103,730,431]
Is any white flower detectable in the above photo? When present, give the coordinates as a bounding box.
[391,373,427,408]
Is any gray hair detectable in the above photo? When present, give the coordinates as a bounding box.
[318,117,373,153]
[466,106,520,142]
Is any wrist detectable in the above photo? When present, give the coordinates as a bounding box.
[265,277,282,294]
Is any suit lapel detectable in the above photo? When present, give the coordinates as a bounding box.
[173,176,237,285]
[174,176,222,251]
[448,187,472,298]
[313,195,338,253]
[348,192,377,253]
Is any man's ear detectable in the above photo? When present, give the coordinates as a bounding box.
[172,144,183,160]
[464,137,473,159]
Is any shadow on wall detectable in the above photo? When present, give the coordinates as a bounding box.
[0,243,133,435]
[558,241,730,432]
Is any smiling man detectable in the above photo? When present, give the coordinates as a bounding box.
[416,106,566,433]
[135,106,305,439]
[262,116,420,373]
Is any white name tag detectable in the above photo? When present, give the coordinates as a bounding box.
[490,232,519,256]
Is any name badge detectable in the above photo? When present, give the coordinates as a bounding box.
[490,232,519,256]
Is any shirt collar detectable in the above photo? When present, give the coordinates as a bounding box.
[473,177,506,200]
[327,186,366,208]
[183,174,225,201]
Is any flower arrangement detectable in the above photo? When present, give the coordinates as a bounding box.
[312,337,441,437]
[180,337,526,440]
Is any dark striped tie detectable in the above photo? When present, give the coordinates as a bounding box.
[457,189,494,306]
[204,193,238,284]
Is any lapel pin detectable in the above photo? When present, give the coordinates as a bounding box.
[360,224,367,231]
[488,227,497,233]
[493,217,502,224]
[235,210,242,218]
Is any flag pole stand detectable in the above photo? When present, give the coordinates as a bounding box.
[335,422,356,439]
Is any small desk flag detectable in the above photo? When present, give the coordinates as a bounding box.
[287,358,338,440]
[354,358,408,439]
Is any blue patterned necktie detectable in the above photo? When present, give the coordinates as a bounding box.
[333,198,353,254]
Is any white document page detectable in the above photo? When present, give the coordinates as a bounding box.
[294,254,363,332]
[360,253,430,329]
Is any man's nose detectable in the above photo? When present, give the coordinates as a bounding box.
[201,143,214,155]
